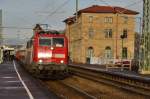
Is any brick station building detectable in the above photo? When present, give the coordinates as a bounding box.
[64,5,139,64]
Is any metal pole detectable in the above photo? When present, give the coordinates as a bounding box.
[122,38,124,58]
[17,30,20,45]
[138,17,142,68]
[121,35,124,71]
[140,0,150,74]
[0,9,2,45]
[115,13,119,59]
[76,0,78,22]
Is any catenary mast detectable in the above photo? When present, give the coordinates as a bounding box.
[0,9,2,45]
[140,0,150,74]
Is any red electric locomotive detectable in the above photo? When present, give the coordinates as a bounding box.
[17,25,68,78]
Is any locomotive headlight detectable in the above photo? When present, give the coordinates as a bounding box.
[50,47,54,50]
[39,59,43,63]
[60,60,64,63]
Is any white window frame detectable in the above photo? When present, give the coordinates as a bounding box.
[105,47,112,59]
[104,17,113,23]
[89,16,93,23]
[104,29,112,38]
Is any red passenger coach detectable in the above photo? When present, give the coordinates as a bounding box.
[23,30,68,78]
[15,49,26,62]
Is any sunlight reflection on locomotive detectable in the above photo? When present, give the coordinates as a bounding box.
[38,53,52,58]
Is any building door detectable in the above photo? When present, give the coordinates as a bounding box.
[86,47,94,64]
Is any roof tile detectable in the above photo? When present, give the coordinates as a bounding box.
[64,5,139,23]
[78,5,139,14]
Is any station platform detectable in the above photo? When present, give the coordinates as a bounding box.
[0,61,58,99]
[69,63,150,80]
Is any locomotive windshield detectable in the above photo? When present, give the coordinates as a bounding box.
[53,38,64,47]
[39,37,64,47]
[39,37,52,46]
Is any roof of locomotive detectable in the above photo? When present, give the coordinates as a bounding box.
[38,31,65,36]
[31,30,67,39]
[33,24,65,37]
[38,30,59,34]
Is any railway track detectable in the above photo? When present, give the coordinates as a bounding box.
[40,74,149,99]
[68,65,150,97]
[40,79,97,99]
[39,65,150,99]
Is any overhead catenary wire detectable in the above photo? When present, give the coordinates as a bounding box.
[35,1,65,16]
[97,0,142,14]
[38,0,55,13]
[122,0,142,10]
[2,0,142,45]
[40,0,71,23]
[0,26,33,30]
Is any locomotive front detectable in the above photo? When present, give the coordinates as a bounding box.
[32,32,68,76]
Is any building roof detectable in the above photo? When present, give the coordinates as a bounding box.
[64,5,139,23]
[77,5,139,15]
[63,16,76,23]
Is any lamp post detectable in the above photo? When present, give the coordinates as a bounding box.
[120,34,125,59]
[120,34,125,71]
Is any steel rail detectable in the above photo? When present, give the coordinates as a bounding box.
[58,81,97,99]
[41,80,97,99]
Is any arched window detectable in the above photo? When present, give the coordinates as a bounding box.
[87,47,94,58]
[86,47,94,64]
[105,46,112,59]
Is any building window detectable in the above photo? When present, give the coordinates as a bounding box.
[123,29,128,38]
[105,46,112,59]
[104,17,113,23]
[124,16,128,24]
[89,16,93,23]
[122,47,127,59]
[89,28,94,38]
[104,29,112,38]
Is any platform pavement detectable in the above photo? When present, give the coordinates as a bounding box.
[69,63,150,79]
[0,61,58,99]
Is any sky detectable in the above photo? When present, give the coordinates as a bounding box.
[0,0,143,45]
